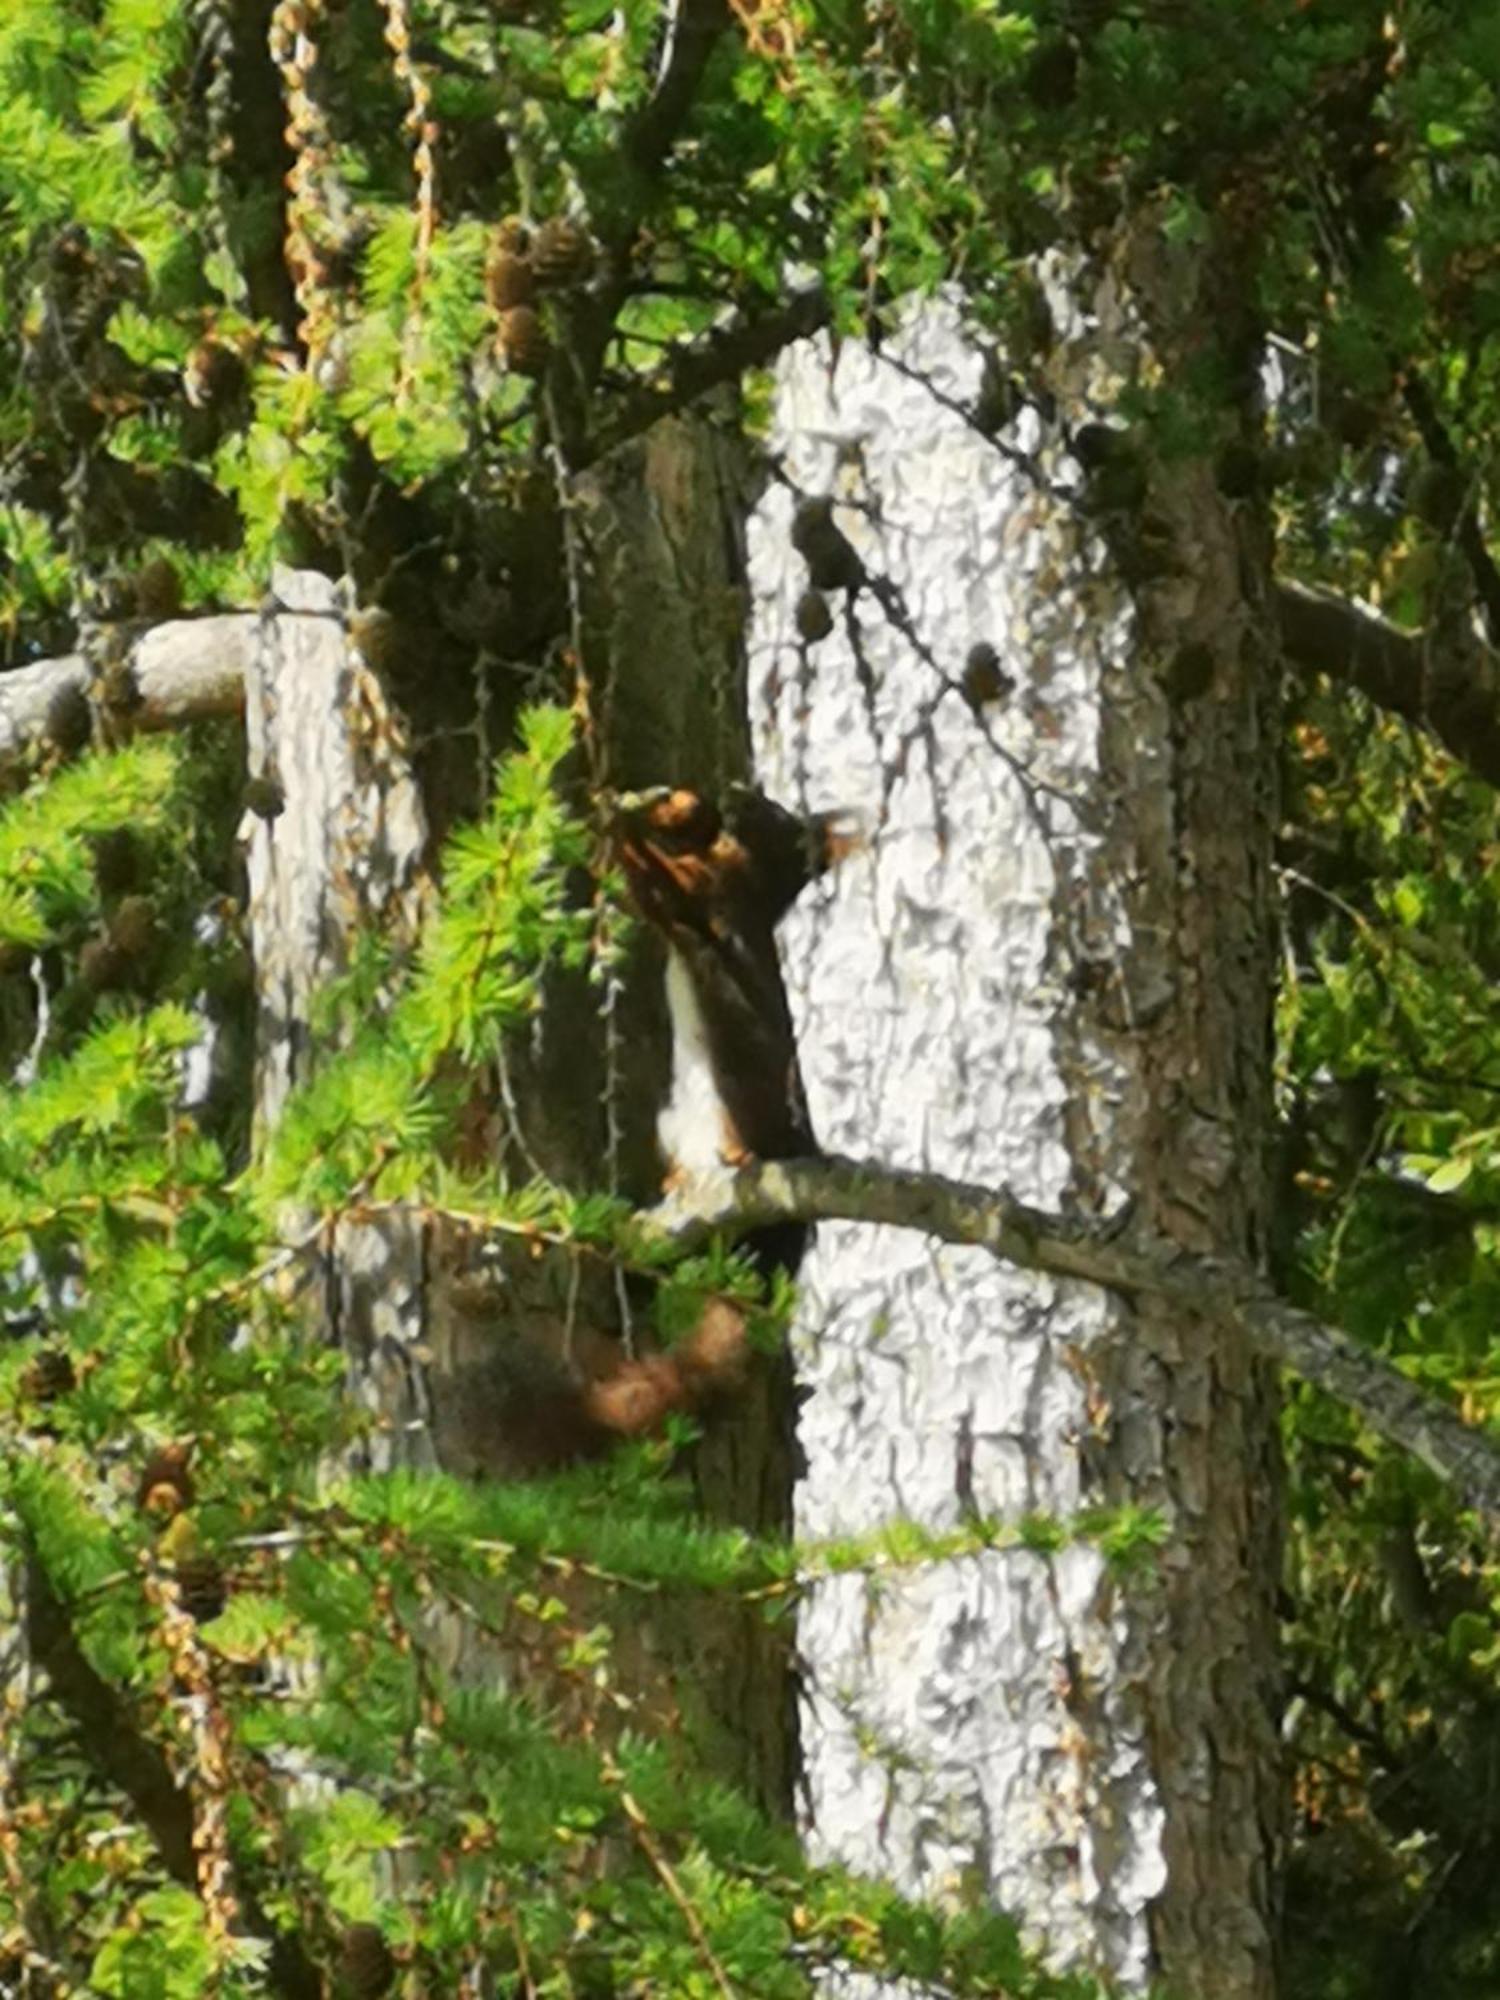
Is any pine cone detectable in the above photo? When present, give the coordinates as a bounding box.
[44,680,93,757]
[242,775,286,821]
[137,1441,195,1518]
[91,828,140,897]
[795,589,833,642]
[78,934,130,993]
[130,557,182,622]
[336,1922,395,1999]
[961,642,1011,708]
[22,1348,76,1403]
[791,498,864,593]
[346,605,398,670]
[485,241,535,313]
[108,894,157,961]
[530,215,592,288]
[183,335,249,412]
[496,304,549,377]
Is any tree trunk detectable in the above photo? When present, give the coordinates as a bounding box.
[749,281,1280,1993]
[242,568,436,1473]
[243,428,798,1812]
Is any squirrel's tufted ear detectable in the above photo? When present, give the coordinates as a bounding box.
[723,786,863,925]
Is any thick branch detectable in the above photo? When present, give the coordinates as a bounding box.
[559,0,740,451]
[25,1553,321,1998]
[0,614,254,769]
[648,1155,1500,1522]
[1275,578,1500,789]
[26,1555,198,1884]
[587,289,831,465]
[625,0,730,181]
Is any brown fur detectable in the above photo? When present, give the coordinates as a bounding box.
[612,784,853,1175]
[583,1297,751,1437]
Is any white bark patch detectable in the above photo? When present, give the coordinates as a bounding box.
[0,613,252,771]
[747,304,1166,1984]
[242,569,435,1471]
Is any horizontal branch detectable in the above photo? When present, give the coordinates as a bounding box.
[1275,577,1500,788]
[647,1154,1500,1521]
[0,614,254,769]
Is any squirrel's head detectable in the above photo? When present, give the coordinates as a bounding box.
[613,786,722,854]
[611,785,859,939]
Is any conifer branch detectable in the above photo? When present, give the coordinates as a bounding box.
[25,1554,198,1887]
[647,1155,1500,1522]
[586,288,832,462]
[24,1553,323,1999]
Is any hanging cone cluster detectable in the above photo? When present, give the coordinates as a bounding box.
[485,212,592,318]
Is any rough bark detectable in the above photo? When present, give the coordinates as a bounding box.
[745,282,1278,1994]
[1117,222,1284,1995]
[242,568,435,1470]
[568,419,800,1810]
[239,425,797,1814]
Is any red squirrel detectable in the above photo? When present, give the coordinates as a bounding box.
[442,784,851,1473]
[564,784,852,1449]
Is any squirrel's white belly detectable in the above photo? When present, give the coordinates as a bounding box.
[657,945,735,1180]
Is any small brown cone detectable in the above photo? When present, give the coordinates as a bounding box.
[175,1555,228,1623]
[530,214,592,288]
[961,641,1011,708]
[485,242,535,313]
[137,1441,195,1519]
[22,1348,76,1403]
[795,589,833,642]
[130,557,182,622]
[496,304,549,377]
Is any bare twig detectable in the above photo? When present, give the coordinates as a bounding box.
[614,1774,736,2000]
